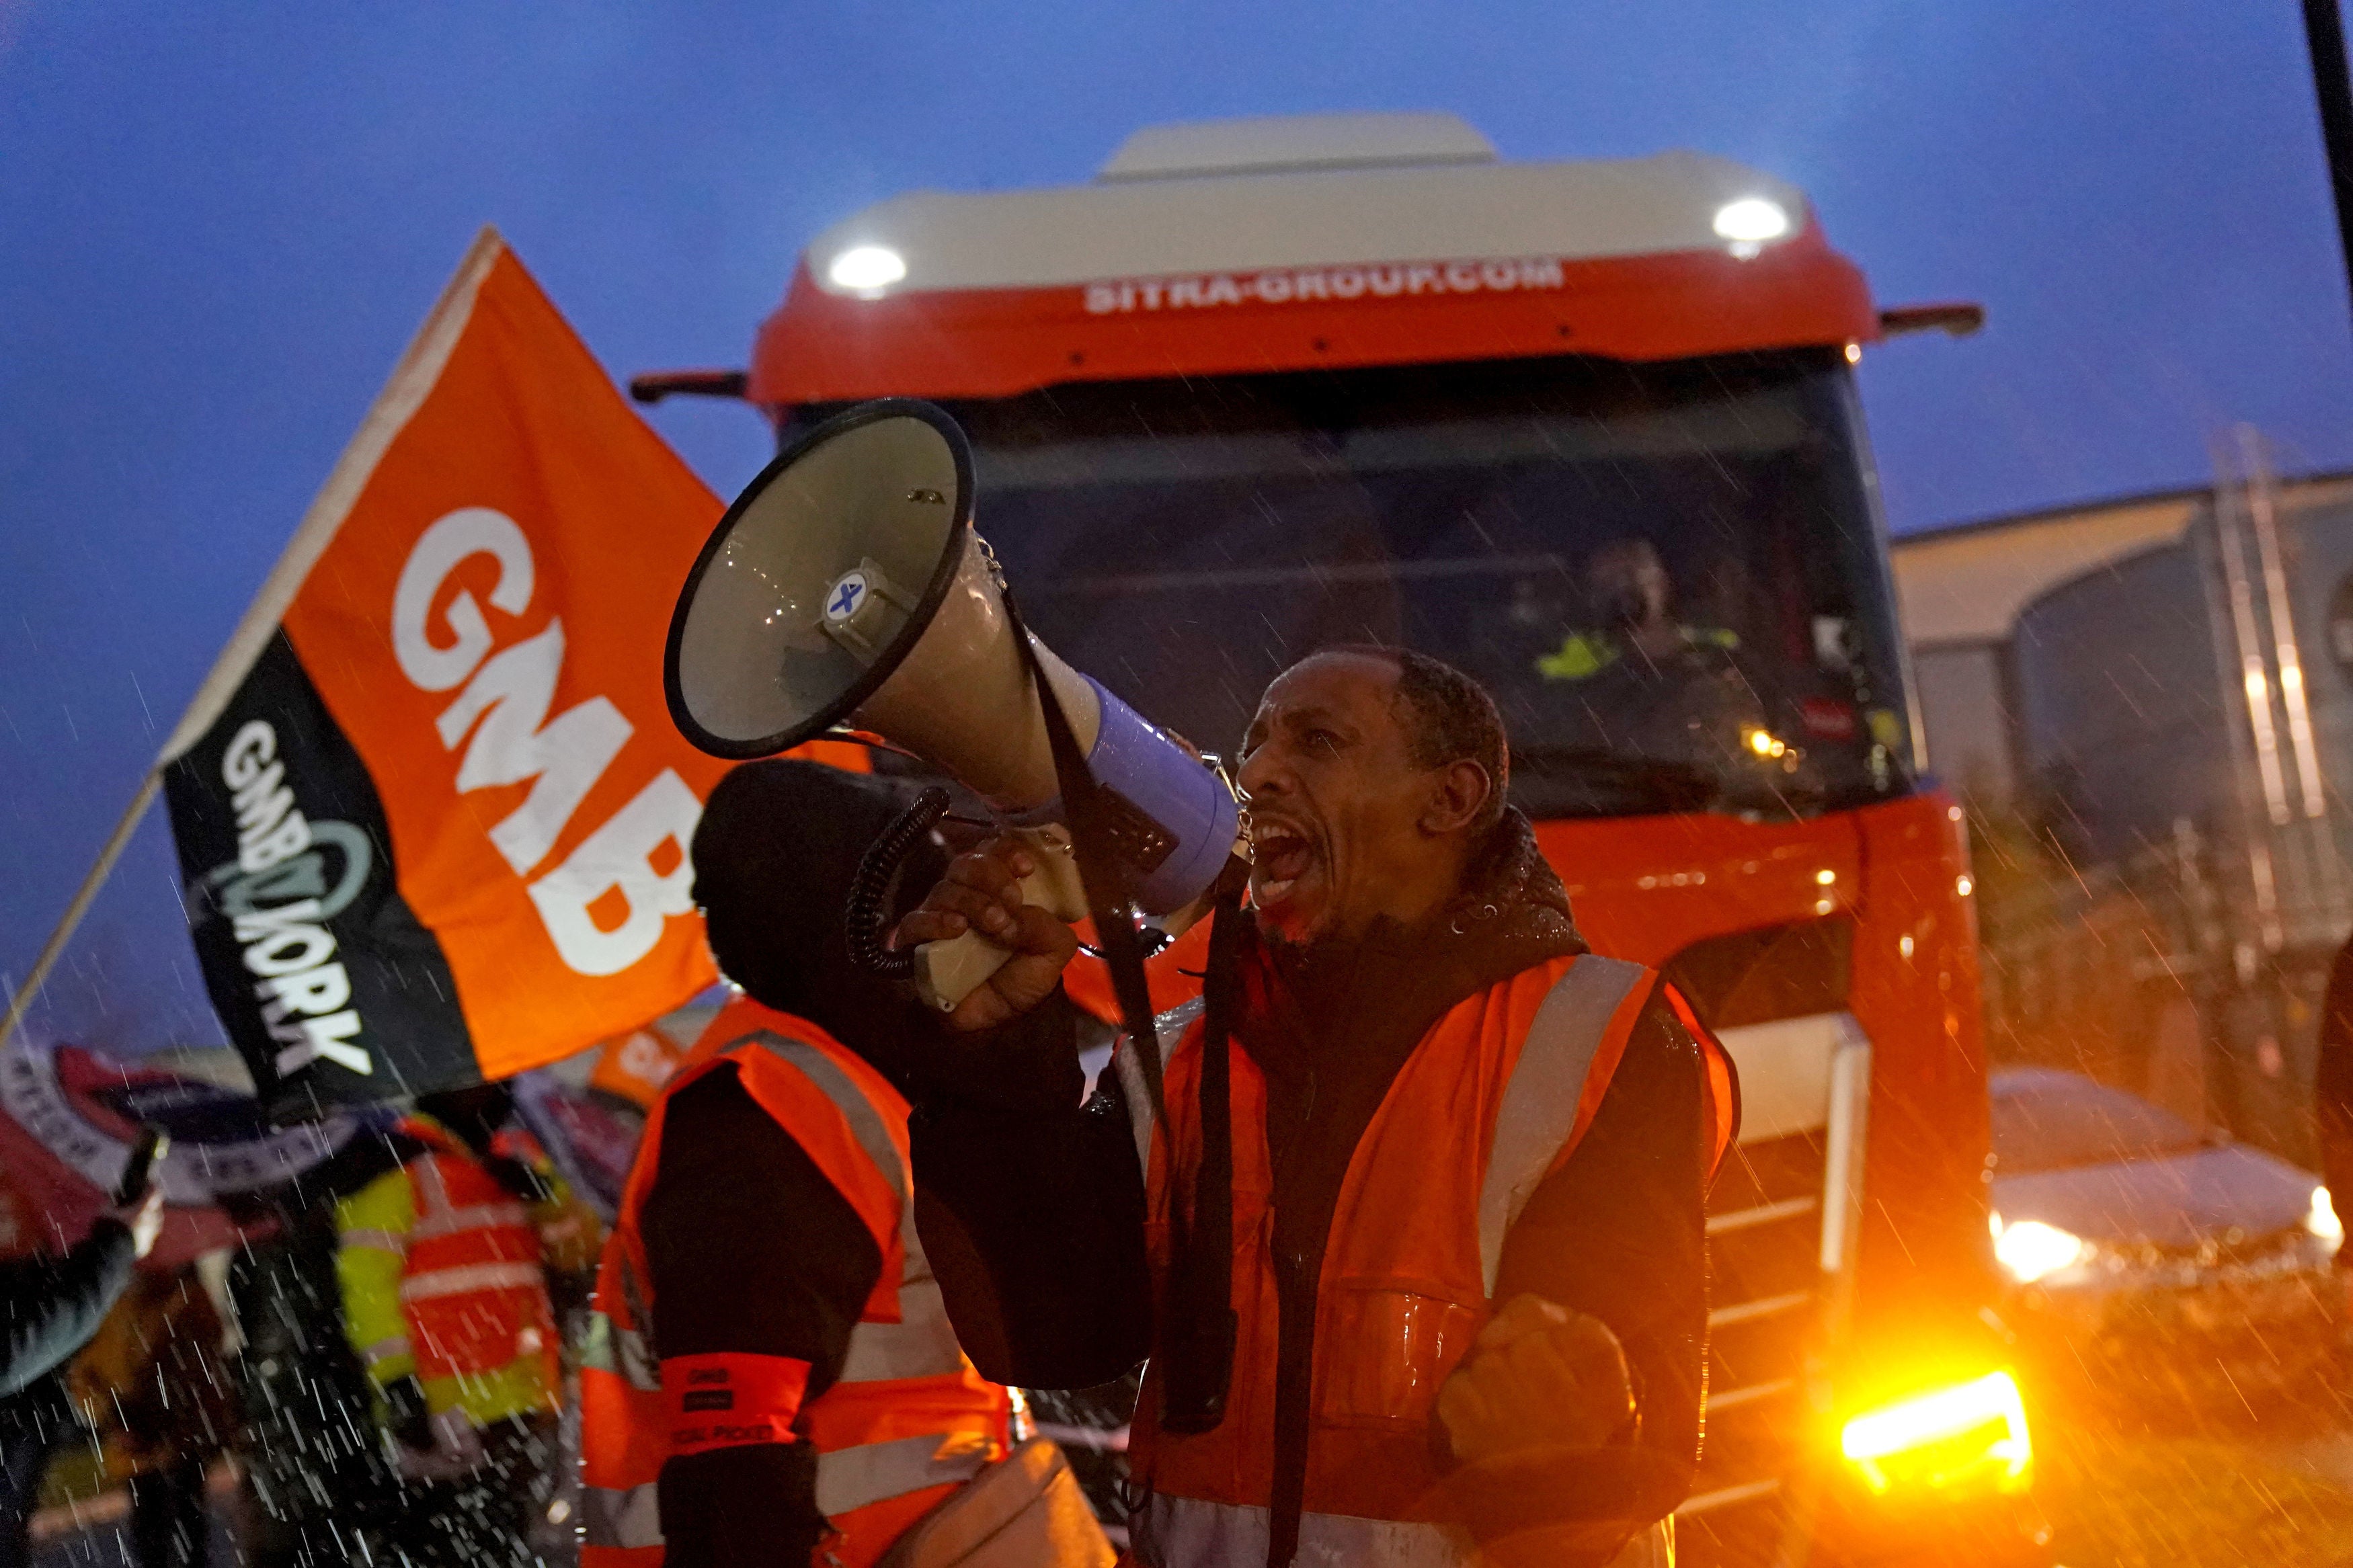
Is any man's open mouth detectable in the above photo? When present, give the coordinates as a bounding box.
[1249,819,1318,904]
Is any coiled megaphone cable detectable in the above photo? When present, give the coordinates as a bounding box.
[846,786,954,981]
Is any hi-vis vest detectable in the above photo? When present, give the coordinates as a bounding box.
[334,1114,560,1425]
[580,998,1010,1568]
[1119,953,1718,1568]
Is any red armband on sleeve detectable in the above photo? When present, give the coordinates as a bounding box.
[661,1352,812,1456]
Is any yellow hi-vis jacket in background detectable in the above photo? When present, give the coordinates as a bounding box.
[334,1113,561,1427]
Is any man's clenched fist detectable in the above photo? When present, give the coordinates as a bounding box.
[1437,1294,1634,1466]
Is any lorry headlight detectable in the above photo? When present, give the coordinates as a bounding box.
[1989,1212,2084,1284]
[2308,1186,2344,1253]
[1840,1370,2032,1497]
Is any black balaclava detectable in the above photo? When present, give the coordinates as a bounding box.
[687,759,949,1088]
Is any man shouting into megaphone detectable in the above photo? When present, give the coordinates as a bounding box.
[897,646,1737,1568]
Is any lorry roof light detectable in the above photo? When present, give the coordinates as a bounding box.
[828,245,908,294]
[1712,197,1790,245]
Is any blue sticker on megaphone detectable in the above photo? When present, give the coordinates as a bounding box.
[826,571,870,623]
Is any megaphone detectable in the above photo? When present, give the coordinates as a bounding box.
[664,399,1243,1011]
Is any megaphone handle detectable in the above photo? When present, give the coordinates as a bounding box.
[912,928,1016,1014]
[912,830,1087,1013]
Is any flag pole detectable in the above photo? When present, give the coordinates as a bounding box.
[0,226,509,1061]
[0,773,161,1056]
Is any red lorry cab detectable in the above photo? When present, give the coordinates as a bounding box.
[674,112,2038,1567]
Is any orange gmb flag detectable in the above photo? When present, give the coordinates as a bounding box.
[159,231,749,1112]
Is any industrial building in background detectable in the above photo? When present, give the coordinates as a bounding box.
[1896,447,2353,1165]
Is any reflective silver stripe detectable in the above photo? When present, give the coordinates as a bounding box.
[736,1028,967,1381]
[1113,999,1202,1171]
[814,1432,991,1518]
[742,1031,907,1202]
[840,1210,964,1382]
[1476,955,1648,1294]
[1135,1495,1671,1568]
[362,1335,411,1366]
[412,1152,452,1216]
[582,1310,660,1391]
[410,1200,530,1240]
[840,1294,962,1381]
[399,1260,542,1301]
[339,1227,405,1253]
[581,1480,663,1550]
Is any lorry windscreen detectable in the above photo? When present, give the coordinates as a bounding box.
[937,348,1914,821]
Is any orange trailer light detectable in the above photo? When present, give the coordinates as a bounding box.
[1839,1371,2032,1498]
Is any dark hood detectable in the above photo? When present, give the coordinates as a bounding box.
[1439,804,1588,968]
[689,759,943,1089]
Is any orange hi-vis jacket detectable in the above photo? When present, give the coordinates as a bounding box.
[579,997,1010,1568]
[1116,953,1726,1568]
[335,1114,561,1423]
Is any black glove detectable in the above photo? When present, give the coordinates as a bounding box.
[385,1374,434,1453]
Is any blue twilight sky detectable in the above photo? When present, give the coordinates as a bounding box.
[1,1,2347,1050]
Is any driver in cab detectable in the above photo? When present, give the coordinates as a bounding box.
[1532,538,1775,787]
[1535,538,1741,686]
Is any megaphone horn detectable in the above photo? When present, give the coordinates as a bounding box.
[664,399,1243,1012]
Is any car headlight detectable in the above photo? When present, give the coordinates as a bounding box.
[2308,1186,2344,1253]
[1989,1212,2085,1284]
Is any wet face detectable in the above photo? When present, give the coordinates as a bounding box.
[1236,652,1491,946]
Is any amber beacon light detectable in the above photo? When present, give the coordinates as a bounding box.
[1838,1370,2033,1499]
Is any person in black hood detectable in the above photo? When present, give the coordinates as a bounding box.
[897,647,1732,1568]
[607,757,969,1568]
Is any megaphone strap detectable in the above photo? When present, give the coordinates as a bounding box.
[993,587,1169,1125]
[992,579,1241,1436]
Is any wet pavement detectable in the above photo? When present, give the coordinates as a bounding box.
[2035,1368,2353,1567]
[24,1389,2353,1567]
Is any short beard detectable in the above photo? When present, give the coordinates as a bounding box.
[1259,906,1414,975]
